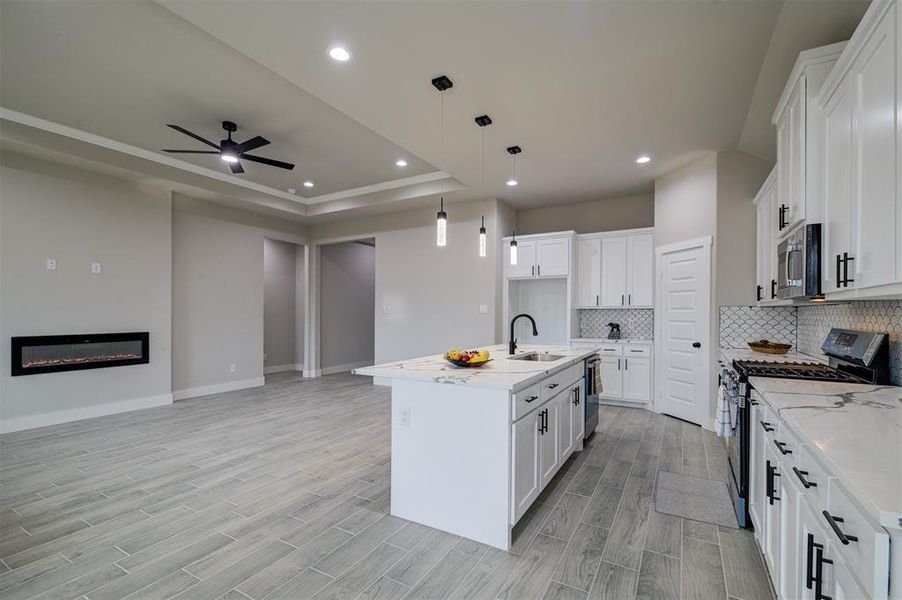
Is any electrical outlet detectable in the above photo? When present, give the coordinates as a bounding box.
[399,406,411,427]
[263,353,267,361]
[383,304,396,314]
[479,304,489,314]
[229,363,237,373]
[46,259,56,271]
[91,262,102,274]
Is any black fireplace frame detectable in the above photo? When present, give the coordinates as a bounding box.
[11,332,150,376]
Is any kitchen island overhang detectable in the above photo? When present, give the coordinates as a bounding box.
[354,344,598,550]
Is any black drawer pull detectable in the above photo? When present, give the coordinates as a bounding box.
[524,395,539,403]
[547,383,559,389]
[823,511,858,545]
[793,467,816,489]
[759,420,774,433]
[774,439,792,455]
[814,544,833,600]
[806,533,821,590]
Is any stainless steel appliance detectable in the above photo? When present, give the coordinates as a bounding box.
[776,223,821,299]
[720,328,890,529]
[583,355,601,440]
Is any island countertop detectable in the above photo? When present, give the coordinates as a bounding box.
[353,344,597,391]
[749,376,902,529]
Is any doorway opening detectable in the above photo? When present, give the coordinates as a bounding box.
[263,238,305,376]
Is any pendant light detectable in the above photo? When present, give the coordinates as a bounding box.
[475,114,492,257]
[432,75,453,247]
[507,146,522,265]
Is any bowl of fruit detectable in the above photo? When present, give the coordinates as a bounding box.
[747,339,793,355]
[443,348,492,368]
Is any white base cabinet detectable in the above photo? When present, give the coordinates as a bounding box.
[572,342,652,406]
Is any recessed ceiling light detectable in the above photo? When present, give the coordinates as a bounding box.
[506,178,518,187]
[636,155,651,164]
[303,181,314,188]
[395,159,408,167]
[328,46,351,62]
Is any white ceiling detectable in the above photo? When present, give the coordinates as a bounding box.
[0,0,869,221]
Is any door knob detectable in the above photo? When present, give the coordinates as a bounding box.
[692,342,701,348]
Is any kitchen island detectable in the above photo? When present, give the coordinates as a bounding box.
[354,344,596,550]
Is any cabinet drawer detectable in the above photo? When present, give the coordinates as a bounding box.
[824,479,890,599]
[512,383,542,421]
[795,444,830,507]
[596,344,622,356]
[755,402,780,440]
[770,422,801,467]
[623,345,651,357]
[539,371,566,403]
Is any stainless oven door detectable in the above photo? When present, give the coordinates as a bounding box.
[777,227,805,299]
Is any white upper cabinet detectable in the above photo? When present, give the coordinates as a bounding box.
[507,241,537,279]
[772,42,846,238]
[536,238,570,278]
[576,238,601,307]
[818,0,902,299]
[600,237,627,307]
[626,234,654,307]
[754,169,778,303]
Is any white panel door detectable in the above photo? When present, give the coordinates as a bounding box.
[508,241,536,279]
[600,237,627,307]
[597,355,623,400]
[656,241,710,426]
[622,356,651,403]
[779,460,802,600]
[577,238,601,307]
[852,4,897,290]
[539,401,560,487]
[626,234,654,307]
[823,75,854,293]
[557,390,575,460]
[536,238,569,277]
[511,412,540,522]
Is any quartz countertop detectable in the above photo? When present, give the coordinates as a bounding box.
[748,376,902,529]
[720,347,824,366]
[353,344,596,391]
[571,338,653,344]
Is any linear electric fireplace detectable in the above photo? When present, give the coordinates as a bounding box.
[11,332,149,376]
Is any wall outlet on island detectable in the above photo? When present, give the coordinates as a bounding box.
[399,406,411,427]
[229,363,237,373]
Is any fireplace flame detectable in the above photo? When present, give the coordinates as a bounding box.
[22,353,142,369]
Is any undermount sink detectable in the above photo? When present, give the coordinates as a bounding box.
[510,352,565,362]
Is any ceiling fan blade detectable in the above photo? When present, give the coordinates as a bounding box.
[236,135,269,154]
[161,149,220,154]
[240,154,295,170]
[229,161,245,174]
[166,124,220,150]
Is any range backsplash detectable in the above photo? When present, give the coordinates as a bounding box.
[718,301,901,386]
[579,308,654,339]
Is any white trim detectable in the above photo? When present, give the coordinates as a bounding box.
[0,393,173,434]
[501,230,576,242]
[654,235,713,256]
[321,361,372,376]
[304,172,452,205]
[372,376,391,387]
[575,226,656,241]
[172,377,264,401]
[263,363,302,374]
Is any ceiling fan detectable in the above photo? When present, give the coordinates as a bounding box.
[162,120,294,174]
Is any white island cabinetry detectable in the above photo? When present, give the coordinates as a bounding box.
[355,345,593,550]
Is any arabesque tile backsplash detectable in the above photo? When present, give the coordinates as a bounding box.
[579,309,654,339]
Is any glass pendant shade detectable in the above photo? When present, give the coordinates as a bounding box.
[479,216,487,257]
[510,238,518,265]
[436,198,447,247]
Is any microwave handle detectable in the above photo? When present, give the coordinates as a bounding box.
[785,245,792,287]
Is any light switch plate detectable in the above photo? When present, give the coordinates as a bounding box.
[229,363,237,373]
[479,304,489,314]
[399,407,411,427]
[383,304,396,314]
[91,262,102,274]
[46,259,56,270]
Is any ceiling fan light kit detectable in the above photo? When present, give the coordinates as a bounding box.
[162,120,295,175]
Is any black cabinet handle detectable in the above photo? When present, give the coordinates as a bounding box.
[766,460,780,505]
[525,395,539,403]
[842,253,854,287]
[814,544,833,600]
[778,204,787,230]
[774,439,792,455]
[793,467,816,489]
[836,254,842,289]
[756,285,762,302]
[596,294,599,306]
[770,279,777,299]
[617,358,621,370]
[628,294,631,305]
[538,411,544,434]
[625,358,629,370]
[823,511,858,545]
[759,420,774,433]
[749,398,759,406]
[547,383,559,390]
[806,533,821,590]
[537,265,541,276]
[621,294,624,306]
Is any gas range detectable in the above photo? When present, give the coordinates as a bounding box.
[732,360,866,383]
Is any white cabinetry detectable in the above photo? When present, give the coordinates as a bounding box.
[506,236,571,279]
[626,234,654,307]
[577,238,602,307]
[511,410,541,520]
[508,241,536,279]
[597,353,623,400]
[819,1,902,299]
[600,237,627,307]
[754,169,779,303]
[622,353,651,403]
[575,343,651,406]
[575,229,654,309]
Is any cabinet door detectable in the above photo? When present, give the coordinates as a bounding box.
[626,234,654,307]
[600,237,627,307]
[851,4,898,290]
[622,356,651,403]
[749,401,767,535]
[571,381,585,449]
[755,196,770,302]
[536,238,570,277]
[512,412,541,522]
[823,75,854,293]
[597,355,622,400]
[558,391,575,460]
[779,462,802,600]
[795,499,834,600]
[778,76,807,234]
[539,402,560,487]
[508,241,536,279]
[763,443,783,591]
[577,238,601,307]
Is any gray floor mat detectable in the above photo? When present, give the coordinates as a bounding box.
[654,470,739,529]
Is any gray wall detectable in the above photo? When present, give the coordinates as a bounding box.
[654,154,717,248]
[320,242,375,371]
[0,153,172,429]
[295,245,306,369]
[514,194,654,235]
[263,238,297,370]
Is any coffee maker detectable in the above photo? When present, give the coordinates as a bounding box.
[607,322,621,340]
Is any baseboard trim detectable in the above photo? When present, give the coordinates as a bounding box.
[172,377,265,401]
[320,361,373,376]
[0,393,173,434]
[263,364,302,375]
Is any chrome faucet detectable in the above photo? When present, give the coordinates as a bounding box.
[509,313,539,355]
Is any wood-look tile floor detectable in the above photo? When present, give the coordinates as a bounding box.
[0,373,774,600]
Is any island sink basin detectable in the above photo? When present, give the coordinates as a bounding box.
[510,352,565,362]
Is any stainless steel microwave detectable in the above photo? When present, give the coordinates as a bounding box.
[776,223,821,299]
